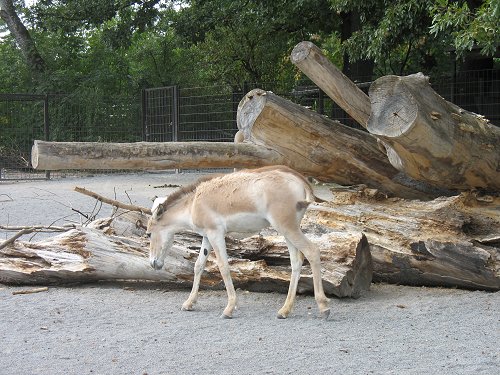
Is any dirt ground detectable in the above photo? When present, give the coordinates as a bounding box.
[1,173,499,375]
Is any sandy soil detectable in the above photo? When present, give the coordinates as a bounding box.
[1,173,499,375]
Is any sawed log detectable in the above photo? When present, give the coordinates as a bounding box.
[31,140,285,171]
[368,73,500,191]
[291,41,371,128]
[237,89,433,199]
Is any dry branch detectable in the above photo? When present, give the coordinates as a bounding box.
[12,287,48,295]
[0,224,75,250]
[74,186,152,215]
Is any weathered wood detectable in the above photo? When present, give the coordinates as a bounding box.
[0,211,373,298]
[1,188,497,291]
[31,140,285,171]
[237,89,433,199]
[308,189,499,291]
[368,73,500,190]
[291,41,371,128]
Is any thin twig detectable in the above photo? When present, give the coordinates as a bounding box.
[0,194,13,202]
[0,224,74,231]
[12,287,49,295]
[74,187,152,215]
[0,228,32,250]
[0,224,76,249]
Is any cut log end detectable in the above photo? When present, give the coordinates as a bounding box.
[368,76,418,137]
[290,41,314,64]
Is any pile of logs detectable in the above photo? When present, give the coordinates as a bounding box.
[2,41,499,294]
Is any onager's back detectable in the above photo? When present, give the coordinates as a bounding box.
[191,166,316,235]
[147,166,330,319]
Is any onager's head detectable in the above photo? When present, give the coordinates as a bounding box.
[146,198,174,270]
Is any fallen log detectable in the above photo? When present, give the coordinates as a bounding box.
[308,189,499,291]
[237,89,435,199]
[0,211,373,299]
[31,140,284,171]
[291,41,371,128]
[2,183,498,291]
[368,73,500,191]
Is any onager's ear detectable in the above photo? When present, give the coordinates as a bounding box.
[156,203,165,217]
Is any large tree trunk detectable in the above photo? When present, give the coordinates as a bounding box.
[368,73,500,191]
[0,211,373,298]
[237,89,435,199]
[0,0,45,75]
[32,140,285,171]
[291,41,371,128]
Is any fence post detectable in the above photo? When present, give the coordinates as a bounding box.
[172,85,179,142]
[141,89,147,141]
[43,94,50,179]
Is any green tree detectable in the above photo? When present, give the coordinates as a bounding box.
[429,0,499,58]
[173,0,339,87]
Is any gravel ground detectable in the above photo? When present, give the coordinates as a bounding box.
[1,173,499,375]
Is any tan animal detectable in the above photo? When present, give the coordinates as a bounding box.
[147,166,330,319]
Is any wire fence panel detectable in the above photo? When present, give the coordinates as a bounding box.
[0,94,48,180]
[143,86,177,142]
[1,69,498,180]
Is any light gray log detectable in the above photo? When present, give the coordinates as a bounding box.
[0,213,373,298]
[31,140,285,171]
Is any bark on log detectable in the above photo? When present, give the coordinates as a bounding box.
[31,140,285,171]
[368,73,500,191]
[308,189,499,291]
[290,41,371,128]
[237,89,434,199]
[0,211,373,298]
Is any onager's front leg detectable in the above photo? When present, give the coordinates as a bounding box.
[207,231,237,319]
[182,236,212,311]
[277,242,304,319]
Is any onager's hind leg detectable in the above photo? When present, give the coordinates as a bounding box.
[207,230,237,319]
[277,241,304,319]
[182,236,212,311]
[282,229,330,319]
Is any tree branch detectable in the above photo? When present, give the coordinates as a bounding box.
[74,187,152,215]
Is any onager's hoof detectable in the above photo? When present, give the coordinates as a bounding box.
[276,313,288,319]
[321,308,331,320]
[181,302,194,311]
[220,313,232,319]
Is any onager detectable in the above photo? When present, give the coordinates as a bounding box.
[146,166,330,319]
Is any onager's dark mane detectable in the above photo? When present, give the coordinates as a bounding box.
[162,174,223,210]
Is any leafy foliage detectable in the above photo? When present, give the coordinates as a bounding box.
[429,0,499,57]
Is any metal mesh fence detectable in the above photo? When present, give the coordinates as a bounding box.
[1,69,498,180]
